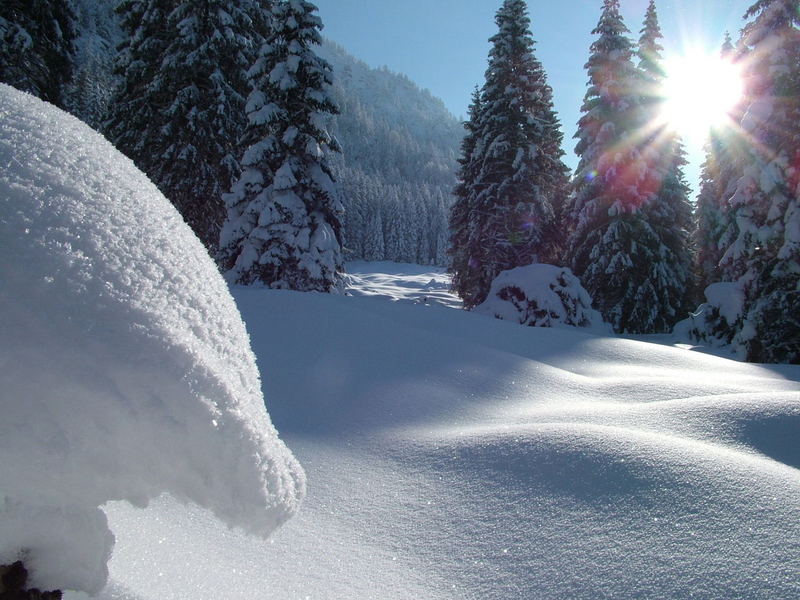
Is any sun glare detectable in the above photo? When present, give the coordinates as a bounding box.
[660,52,743,139]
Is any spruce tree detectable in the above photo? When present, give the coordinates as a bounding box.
[449,86,484,304]
[565,0,654,332]
[149,0,257,252]
[107,0,259,253]
[634,0,694,331]
[220,0,344,292]
[450,0,568,309]
[0,0,76,108]
[105,0,172,183]
[722,0,800,362]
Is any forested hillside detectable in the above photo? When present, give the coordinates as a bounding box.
[317,41,462,265]
[45,1,461,266]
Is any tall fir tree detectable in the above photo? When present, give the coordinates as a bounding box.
[721,0,800,362]
[220,0,344,292]
[565,0,656,333]
[449,86,484,303]
[634,0,694,331]
[105,0,170,168]
[450,0,568,309]
[0,0,76,108]
[106,0,260,253]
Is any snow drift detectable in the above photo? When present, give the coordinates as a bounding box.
[0,85,304,594]
[67,264,800,600]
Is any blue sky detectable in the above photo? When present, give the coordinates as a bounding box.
[313,0,755,194]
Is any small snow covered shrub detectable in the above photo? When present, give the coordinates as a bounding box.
[0,85,305,594]
[673,282,744,353]
[473,264,608,331]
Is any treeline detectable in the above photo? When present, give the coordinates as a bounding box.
[449,0,799,363]
[0,0,459,267]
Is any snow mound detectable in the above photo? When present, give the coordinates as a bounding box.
[0,85,304,594]
[474,264,609,331]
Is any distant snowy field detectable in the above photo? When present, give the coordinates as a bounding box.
[66,262,800,600]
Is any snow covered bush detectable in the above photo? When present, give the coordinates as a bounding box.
[673,282,745,354]
[0,85,305,594]
[473,264,608,331]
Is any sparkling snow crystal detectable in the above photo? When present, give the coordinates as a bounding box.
[0,85,305,594]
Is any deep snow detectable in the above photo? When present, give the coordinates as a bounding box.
[67,262,800,600]
[0,85,303,594]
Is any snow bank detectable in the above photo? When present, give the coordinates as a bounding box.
[473,264,609,332]
[0,85,304,593]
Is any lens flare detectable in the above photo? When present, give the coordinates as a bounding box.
[660,52,743,139]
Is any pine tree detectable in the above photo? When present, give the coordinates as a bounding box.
[449,86,484,303]
[565,0,655,332]
[723,0,800,362]
[106,0,260,253]
[105,0,172,182]
[450,0,568,309]
[220,0,344,292]
[150,0,258,252]
[0,0,76,108]
[634,0,694,331]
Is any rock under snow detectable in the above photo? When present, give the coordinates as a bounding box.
[0,85,304,594]
[473,264,609,332]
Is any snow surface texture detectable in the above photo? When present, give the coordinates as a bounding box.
[65,263,800,599]
[473,264,609,332]
[345,260,460,307]
[0,85,304,594]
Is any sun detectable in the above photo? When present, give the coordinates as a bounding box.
[659,52,743,139]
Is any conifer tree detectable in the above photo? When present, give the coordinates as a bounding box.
[105,0,169,167]
[449,86,484,304]
[220,0,344,292]
[0,0,76,108]
[722,0,800,362]
[450,0,568,309]
[107,0,260,253]
[634,0,694,331]
[565,0,655,332]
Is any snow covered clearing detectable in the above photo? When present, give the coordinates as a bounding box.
[67,263,800,599]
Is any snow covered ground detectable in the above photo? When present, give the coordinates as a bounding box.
[65,262,800,600]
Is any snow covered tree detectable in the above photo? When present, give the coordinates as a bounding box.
[633,0,694,331]
[565,0,658,333]
[220,0,344,292]
[450,0,569,309]
[694,33,749,294]
[0,0,76,108]
[449,86,485,303]
[106,0,260,253]
[721,0,800,363]
[104,0,171,181]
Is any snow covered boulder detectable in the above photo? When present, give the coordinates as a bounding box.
[0,85,305,594]
[473,264,609,331]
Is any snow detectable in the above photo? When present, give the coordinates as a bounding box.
[473,264,609,332]
[704,281,746,324]
[57,262,800,600]
[0,85,304,593]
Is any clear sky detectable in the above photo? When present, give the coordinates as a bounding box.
[313,0,755,195]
